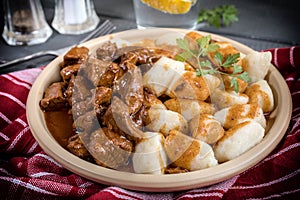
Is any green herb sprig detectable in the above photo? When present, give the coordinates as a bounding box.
[214,52,251,92]
[176,36,251,93]
[197,5,238,28]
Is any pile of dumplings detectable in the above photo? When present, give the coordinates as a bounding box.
[131,33,274,174]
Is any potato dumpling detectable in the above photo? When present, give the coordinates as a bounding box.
[132,132,167,174]
[221,74,248,93]
[171,71,211,101]
[189,114,224,144]
[210,88,249,110]
[245,80,274,113]
[146,107,188,136]
[242,51,272,83]
[213,121,265,162]
[208,41,243,74]
[203,74,221,93]
[165,130,218,171]
[164,98,216,121]
[143,56,185,96]
[214,103,266,129]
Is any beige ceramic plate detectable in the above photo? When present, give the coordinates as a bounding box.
[27,29,292,192]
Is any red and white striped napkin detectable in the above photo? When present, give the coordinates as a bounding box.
[1,47,300,199]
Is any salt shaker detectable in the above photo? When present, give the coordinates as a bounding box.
[2,0,53,46]
[51,0,100,35]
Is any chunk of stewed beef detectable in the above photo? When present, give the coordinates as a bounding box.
[118,47,174,70]
[71,97,93,120]
[70,75,92,105]
[114,67,143,114]
[119,51,138,70]
[131,87,163,127]
[64,75,75,105]
[94,104,108,120]
[110,96,144,139]
[101,105,123,135]
[73,110,99,134]
[63,46,89,67]
[133,48,159,65]
[40,82,68,111]
[83,56,109,86]
[150,47,178,59]
[67,134,90,158]
[101,97,144,140]
[84,56,124,87]
[88,127,133,169]
[92,86,112,119]
[119,48,159,70]
[96,41,118,61]
[94,86,112,105]
[97,62,124,88]
[60,64,81,81]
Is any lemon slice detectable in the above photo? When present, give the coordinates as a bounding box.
[141,0,195,14]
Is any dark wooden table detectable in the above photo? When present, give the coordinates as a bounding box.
[0,0,299,74]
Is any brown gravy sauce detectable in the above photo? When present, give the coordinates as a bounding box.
[44,110,74,148]
[44,110,136,172]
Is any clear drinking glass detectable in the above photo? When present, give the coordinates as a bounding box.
[2,0,53,46]
[51,0,100,35]
[133,0,202,29]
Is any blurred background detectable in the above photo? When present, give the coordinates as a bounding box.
[0,0,299,73]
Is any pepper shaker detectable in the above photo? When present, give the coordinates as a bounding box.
[2,0,53,46]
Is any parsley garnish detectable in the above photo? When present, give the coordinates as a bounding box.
[197,5,238,28]
[214,52,251,92]
[176,36,251,93]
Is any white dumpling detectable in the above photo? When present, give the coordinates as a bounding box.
[170,71,213,101]
[221,74,248,93]
[179,100,216,121]
[165,130,218,171]
[132,132,167,174]
[164,98,216,121]
[242,51,272,83]
[210,88,249,109]
[178,99,205,121]
[189,114,224,144]
[171,99,204,121]
[208,41,245,68]
[202,74,221,93]
[213,121,265,162]
[214,103,266,129]
[146,107,188,136]
[245,80,274,113]
[143,56,185,96]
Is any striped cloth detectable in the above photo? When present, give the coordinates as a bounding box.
[0,47,300,199]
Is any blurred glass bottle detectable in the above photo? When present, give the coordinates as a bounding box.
[51,0,100,35]
[2,0,53,46]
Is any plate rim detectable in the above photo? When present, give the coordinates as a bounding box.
[26,28,292,192]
